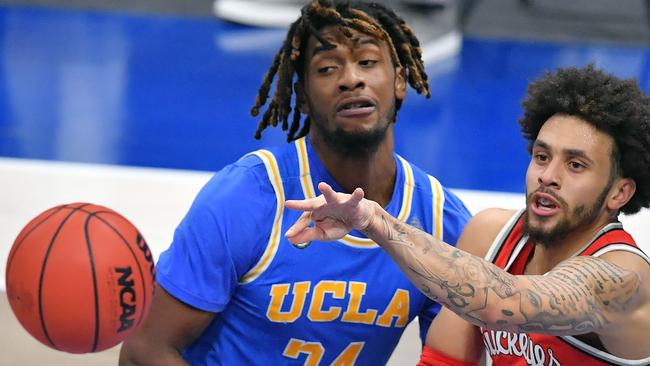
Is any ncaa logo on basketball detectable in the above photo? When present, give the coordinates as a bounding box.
[115,266,137,332]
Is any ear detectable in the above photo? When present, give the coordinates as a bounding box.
[606,178,636,212]
[394,66,407,101]
[294,82,309,114]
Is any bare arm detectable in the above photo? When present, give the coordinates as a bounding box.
[285,183,644,336]
[119,284,215,366]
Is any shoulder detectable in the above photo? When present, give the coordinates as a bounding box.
[406,164,471,219]
[215,153,269,184]
[582,228,650,284]
[197,154,272,202]
[456,208,519,257]
[167,153,279,280]
[598,245,650,269]
[186,154,277,228]
[440,186,471,217]
[469,208,518,229]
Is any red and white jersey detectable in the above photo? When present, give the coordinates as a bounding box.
[480,209,650,366]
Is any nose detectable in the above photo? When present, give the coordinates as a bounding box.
[338,64,364,92]
[537,160,561,189]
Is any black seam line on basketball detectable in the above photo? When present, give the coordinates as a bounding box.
[89,211,151,330]
[6,205,66,280]
[62,206,153,329]
[84,213,101,353]
[38,203,92,350]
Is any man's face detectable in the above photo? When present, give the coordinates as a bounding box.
[524,114,617,245]
[300,26,406,155]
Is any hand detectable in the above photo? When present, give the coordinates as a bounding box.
[285,182,375,247]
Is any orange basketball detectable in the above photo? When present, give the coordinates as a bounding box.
[5,203,156,353]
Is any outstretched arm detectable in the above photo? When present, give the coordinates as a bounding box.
[285,183,645,336]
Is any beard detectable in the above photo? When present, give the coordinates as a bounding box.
[308,100,396,157]
[524,182,612,247]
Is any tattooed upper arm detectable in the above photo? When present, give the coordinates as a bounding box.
[494,256,643,335]
[421,254,644,336]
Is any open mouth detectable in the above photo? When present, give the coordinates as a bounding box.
[338,101,374,111]
[530,192,561,216]
[536,196,558,210]
[336,97,376,113]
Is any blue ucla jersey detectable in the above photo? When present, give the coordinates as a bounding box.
[156,137,470,365]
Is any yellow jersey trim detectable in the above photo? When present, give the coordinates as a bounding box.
[427,175,445,240]
[240,150,284,284]
[294,141,416,248]
[338,155,415,248]
[295,137,316,200]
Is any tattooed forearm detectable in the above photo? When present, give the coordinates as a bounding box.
[363,210,643,336]
[381,215,412,246]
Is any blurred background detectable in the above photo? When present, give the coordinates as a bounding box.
[0,0,648,364]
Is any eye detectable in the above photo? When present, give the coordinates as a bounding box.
[317,66,336,74]
[569,161,586,171]
[359,59,378,67]
[534,153,549,163]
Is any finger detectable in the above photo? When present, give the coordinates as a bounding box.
[318,182,339,203]
[349,187,365,205]
[285,196,322,211]
[285,212,313,237]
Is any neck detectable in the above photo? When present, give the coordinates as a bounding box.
[310,129,396,207]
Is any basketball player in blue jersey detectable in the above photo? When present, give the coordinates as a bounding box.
[119,1,471,365]
[285,65,650,366]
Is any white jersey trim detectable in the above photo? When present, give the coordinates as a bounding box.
[591,244,650,265]
[484,209,525,263]
[503,234,530,272]
[559,335,650,365]
[570,222,623,258]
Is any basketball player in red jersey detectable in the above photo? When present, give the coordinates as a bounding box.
[285,65,650,365]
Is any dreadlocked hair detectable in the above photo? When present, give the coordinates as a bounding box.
[251,0,431,141]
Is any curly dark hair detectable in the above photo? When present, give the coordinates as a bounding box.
[250,0,431,141]
[519,65,650,215]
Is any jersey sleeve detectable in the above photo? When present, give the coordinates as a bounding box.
[418,186,472,341]
[155,154,276,312]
